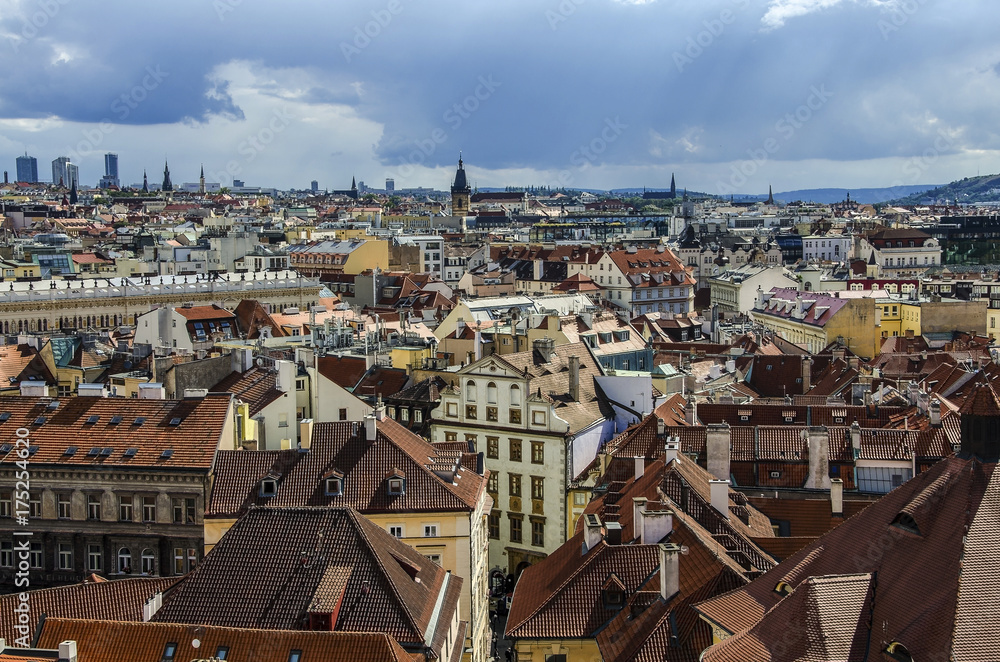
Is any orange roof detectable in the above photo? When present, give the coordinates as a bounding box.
[173,304,235,321]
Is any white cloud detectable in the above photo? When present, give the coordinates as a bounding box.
[761,0,900,30]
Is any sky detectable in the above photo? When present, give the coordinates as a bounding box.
[1,0,999,195]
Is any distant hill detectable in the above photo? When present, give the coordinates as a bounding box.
[766,186,939,205]
[889,174,1000,205]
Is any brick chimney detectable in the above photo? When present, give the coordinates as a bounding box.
[658,543,681,601]
[568,355,580,402]
[709,479,730,518]
[706,423,731,482]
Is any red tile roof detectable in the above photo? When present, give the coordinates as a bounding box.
[317,355,370,389]
[210,367,284,416]
[0,394,233,469]
[173,304,235,321]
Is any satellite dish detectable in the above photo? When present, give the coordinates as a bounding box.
[256,358,264,367]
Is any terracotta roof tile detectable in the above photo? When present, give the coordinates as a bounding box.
[210,367,283,416]
[317,355,370,389]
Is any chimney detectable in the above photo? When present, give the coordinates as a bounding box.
[641,509,673,545]
[658,543,681,601]
[633,496,647,536]
[830,478,844,517]
[805,426,832,490]
[19,381,46,397]
[456,318,465,337]
[656,416,665,437]
[77,383,107,397]
[706,423,731,482]
[850,420,861,455]
[474,327,482,361]
[664,437,680,465]
[634,456,644,481]
[684,397,697,425]
[298,418,314,451]
[142,592,163,622]
[583,514,603,554]
[929,398,941,427]
[365,412,378,442]
[533,337,556,363]
[709,480,730,518]
[605,521,623,545]
[138,383,166,400]
[568,355,580,402]
[58,641,78,662]
[183,388,208,398]
[709,364,721,381]
[533,258,544,281]
[801,356,812,394]
[916,389,929,415]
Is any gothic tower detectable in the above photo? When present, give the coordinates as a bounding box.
[162,160,173,193]
[199,164,206,195]
[450,155,471,216]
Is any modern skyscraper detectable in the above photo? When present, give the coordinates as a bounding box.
[66,163,79,189]
[16,153,38,183]
[99,153,119,188]
[311,180,319,192]
[52,156,72,187]
[385,177,394,192]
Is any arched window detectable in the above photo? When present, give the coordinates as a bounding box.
[510,384,521,407]
[117,547,132,574]
[141,549,155,575]
[466,380,476,402]
[487,382,497,404]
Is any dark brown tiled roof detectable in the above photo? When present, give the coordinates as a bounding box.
[36,618,415,662]
[0,394,232,469]
[210,367,284,416]
[355,366,410,400]
[0,576,178,642]
[154,507,461,657]
[696,454,1000,660]
[317,355,369,389]
[208,416,485,516]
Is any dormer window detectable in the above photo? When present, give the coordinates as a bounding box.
[325,476,343,496]
[260,477,277,497]
[891,512,921,536]
[387,470,406,496]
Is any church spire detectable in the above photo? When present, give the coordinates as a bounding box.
[670,172,676,199]
[766,185,774,205]
[69,179,77,205]
[142,170,148,193]
[199,164,206,195]
[162,160,172,192]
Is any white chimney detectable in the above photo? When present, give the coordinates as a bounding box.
[633,496,647,537]
[929,399,941,427]
[583,514,603,554]
[725,359,736,373]
[634,456,644,481]
[658,543,681,601]
[850,421,861,454]
[831,478,844,517]
[142,592,163,622]
[58,641,77,662]
[641,509,673,545]
[709,364,722,380]
[138,383,166,400]
[656,416,665,436]
[709,479,730,518]
[19,381,46,397]
[365,413,378,442]
[183,388,208,398]
[77,383,107,397]
[664,438,680,465]
[706,423,731,482]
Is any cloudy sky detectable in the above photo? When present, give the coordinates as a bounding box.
[1,0,998,195]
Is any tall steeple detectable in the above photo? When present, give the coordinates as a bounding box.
[199,164,206,195]
[450,154,471,217]
[69,180,77,205]
[766,185,775,205]
[670,172,676,199]
[162,160,173,193]
[142,170,148,193]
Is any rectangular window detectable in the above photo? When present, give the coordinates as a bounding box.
[172,499,184,524]
[414,410,422,423]
[486,436,499,459]
[58,542,73,570]
[88,544,102,571]
[185,498,196,524]
[29,493,41,518]
[509,409,521,424]
[531,519,545,547]
[0,541,12,567]
[486,406,498,422]
[423,524,438,538]
[339,408,348,421]
[509,439,522,462]
[510,516,522,544]
[531,476,544,500]
[488,511,500,539]
[58,493,72,519]
[29,542,42,568]
[531,441,544,464]
[465,405,477,419]
[389,525,404,538]
[143,496,156,522]
[119,495,133,522]
[509,473,522,497]
[0,491,10,518]
[173,548,185,575]
[487,472,498,494]
[88,494,101,520]
[444,431,457,442]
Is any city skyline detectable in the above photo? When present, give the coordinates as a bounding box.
[1,1,998,194]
